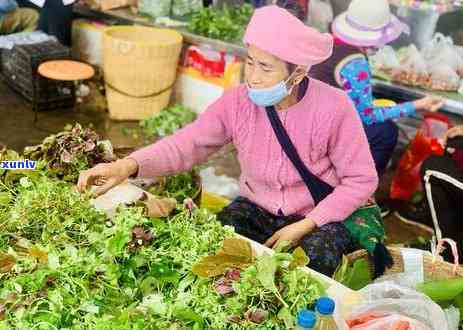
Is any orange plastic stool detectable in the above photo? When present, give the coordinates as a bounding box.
[34,60,95,122]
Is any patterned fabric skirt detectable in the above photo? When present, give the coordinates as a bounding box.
[217,196,357,276]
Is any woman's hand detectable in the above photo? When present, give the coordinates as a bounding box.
[265,218,316,249]
[444,125,463,144]
[413,96,444,112]
[77,158,139,196]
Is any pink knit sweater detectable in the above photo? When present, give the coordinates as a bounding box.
[128,79,378,226]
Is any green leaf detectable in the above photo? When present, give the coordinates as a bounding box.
[173,306,204,328]
[106,230,131,256]
[277,307,294,328]
[344,259,372,290]
[256,253,277,292]
[333,255,350,283]
[453,292,463,321]
[289,247,310,269]
[417,277,463,302]
[274,240,291,253]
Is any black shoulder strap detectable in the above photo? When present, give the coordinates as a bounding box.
[265,105,334,205]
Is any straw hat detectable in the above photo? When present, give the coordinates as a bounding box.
[332,0,409,47]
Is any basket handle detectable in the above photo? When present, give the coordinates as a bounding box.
[425,170,462,273]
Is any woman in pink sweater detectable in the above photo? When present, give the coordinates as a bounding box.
[78,6,379,275]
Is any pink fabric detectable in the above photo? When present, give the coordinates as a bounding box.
[128,80,378,227]
[243,5,333,67]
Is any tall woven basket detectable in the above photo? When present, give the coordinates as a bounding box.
[102,26,182,120]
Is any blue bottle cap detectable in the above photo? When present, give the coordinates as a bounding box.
[297,309,316,328]
[316,297,335,315]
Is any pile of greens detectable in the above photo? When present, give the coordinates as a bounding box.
[23,123,115,183]
[148,171,200,204]
[192,243,326,328]
[188,5,254,42]
[0,168,326,329]
[139,105,197,140]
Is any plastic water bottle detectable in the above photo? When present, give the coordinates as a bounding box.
[297,309,317,329]
[315,297,338,330]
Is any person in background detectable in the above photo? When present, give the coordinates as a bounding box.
[0,0,38,35]
[38,0,75,46]
[310,0,444,177]
[77,5,381,276]
[414,126,463,261]
[17,0,75,46]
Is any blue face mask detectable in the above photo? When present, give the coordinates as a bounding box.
[247,75,294,107]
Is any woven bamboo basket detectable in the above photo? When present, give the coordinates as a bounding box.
[105,83,171,121]
[348,246,463,282]
[103,26,182,97]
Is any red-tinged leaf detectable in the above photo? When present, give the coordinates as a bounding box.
[0,254,15,273]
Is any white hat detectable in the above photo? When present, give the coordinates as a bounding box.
[332,0,409,47]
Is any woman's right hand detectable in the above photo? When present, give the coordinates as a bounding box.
[77,158,139,196]
[413,96,444,112]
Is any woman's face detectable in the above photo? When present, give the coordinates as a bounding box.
[245,45,291,89]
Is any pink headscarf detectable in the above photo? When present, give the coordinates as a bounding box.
[243,5,333,67]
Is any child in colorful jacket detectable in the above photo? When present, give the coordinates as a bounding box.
[310,0,443,176]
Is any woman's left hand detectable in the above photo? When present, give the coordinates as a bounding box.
[264,218,316,249]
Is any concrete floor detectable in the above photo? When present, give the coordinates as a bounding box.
[0,79,431,246]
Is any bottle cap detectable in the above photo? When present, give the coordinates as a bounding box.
[297,309,316,328]
[316,297,335,315]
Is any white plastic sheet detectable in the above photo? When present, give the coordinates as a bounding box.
[0,31,55,50]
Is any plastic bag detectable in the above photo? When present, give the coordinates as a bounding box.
[0,31,55,50]
[347,313,430,330]
[346,282,449,330]
[425,62,460,91]
[138,0,172,18]
[307,0,333,32]
[171,0,202,17]
[392,45,428,87]
[444,306,460,330]
[422,33,463,75]
[199,167,239,200]
[390,113,449,201]
[370,46,400,73]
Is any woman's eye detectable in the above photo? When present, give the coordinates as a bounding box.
[246,61,253,66]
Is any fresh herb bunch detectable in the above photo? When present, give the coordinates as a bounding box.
[188,4,254,42]
[23,123,116,183]
[148,171,200,203]
[0,172,326,329]
[191,245,326,328]
[139,105,197,140]
[0,174,235,328]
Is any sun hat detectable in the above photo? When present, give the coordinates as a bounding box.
[332,0,409,47]
[243,5,333,67]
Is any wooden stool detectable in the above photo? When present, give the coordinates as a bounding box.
[34,60,95,122]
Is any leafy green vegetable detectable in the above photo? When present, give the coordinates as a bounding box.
[289,247,310,270]
[188,5,254,42]
[192,238,254,278]
[0,156,326,329]
[333,255,372,290]
[23,123,115,183]
[148,170,201,203]
[139,105,197,139]
[417,278,463,302]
